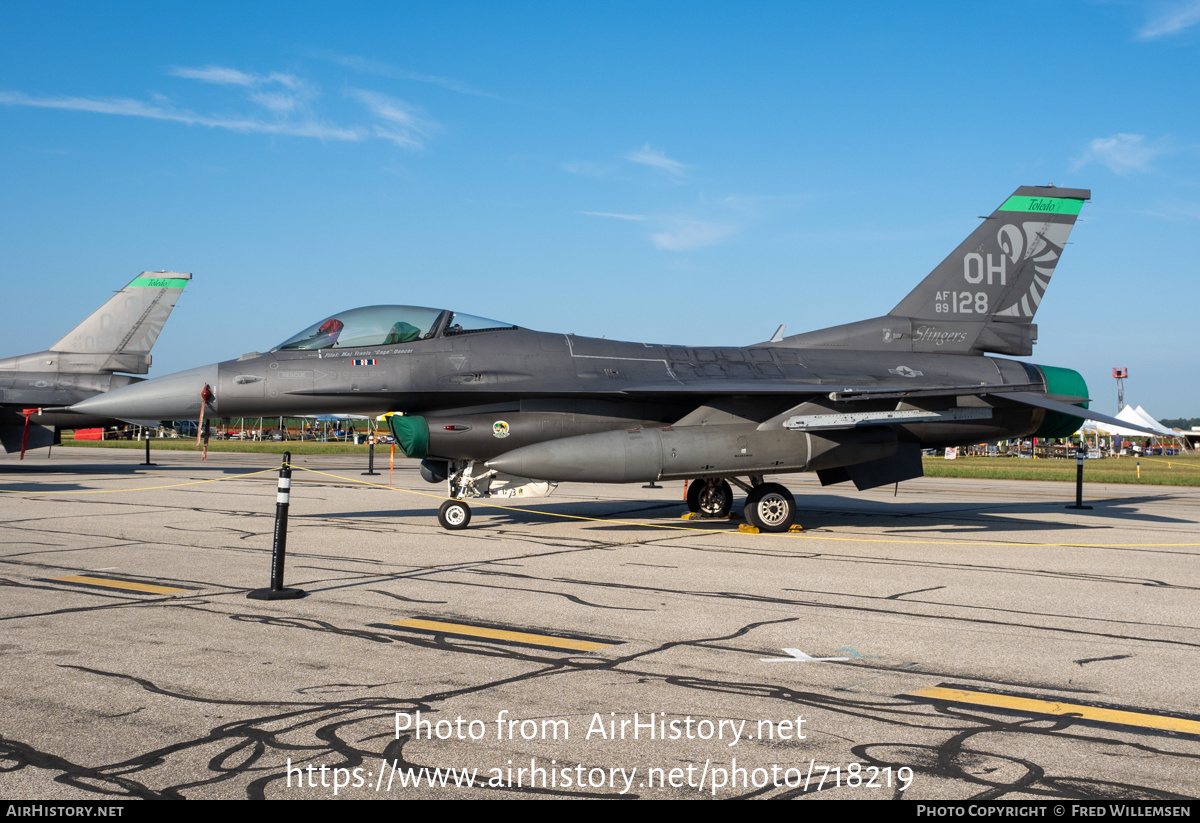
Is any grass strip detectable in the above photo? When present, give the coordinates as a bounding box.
[922,455,1200,486]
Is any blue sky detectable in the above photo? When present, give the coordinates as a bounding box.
[2,2,1198,416]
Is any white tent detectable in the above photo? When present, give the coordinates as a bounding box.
[1126,405,1177,437]
[1080,405,1176,437]
[1079,405,1192,452]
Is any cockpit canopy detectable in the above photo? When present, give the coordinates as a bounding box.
[277,306,518,351]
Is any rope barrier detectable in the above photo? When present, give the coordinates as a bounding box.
[1165,461,1200,471]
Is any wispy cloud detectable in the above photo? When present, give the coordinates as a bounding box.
[349,89,438,149]
[579,209,735,250]
[650,219,735,251]
[1138,198,1200,222]
[623,143,688,178]
[249,91,302,115]
[1071,133,1165,175]
[562,160,610,177]
[1139,0,1200,38]
[0,90,361,141]
[173,64,317,117]
[578,212,648,221]
[0,64,440,149]
[169,66,258,86]
[168,66,301,89]
[314,51,503,100]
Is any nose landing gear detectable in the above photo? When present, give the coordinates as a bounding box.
[438,499,472,530]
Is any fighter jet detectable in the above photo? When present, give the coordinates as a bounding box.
[1,272,190,454]
[70,188,1150,530]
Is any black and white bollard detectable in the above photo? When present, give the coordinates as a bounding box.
[143,433,154,466]
[248,451,306,600]
[1066,443,1093,511]
[362,436,380,476]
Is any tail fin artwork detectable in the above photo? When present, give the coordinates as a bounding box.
[48,271,192,374]
[780,186,1089,356]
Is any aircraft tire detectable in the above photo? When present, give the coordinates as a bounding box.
[438,499,472,530]
[687,478,733,518]
[742,496,762,530]
[743,483,795,533]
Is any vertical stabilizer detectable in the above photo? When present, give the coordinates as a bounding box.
[50,272,191,373]
[891,186,1089,323]
[775,187,1089,355]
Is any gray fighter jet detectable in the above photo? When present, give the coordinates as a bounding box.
[1,272,190,454]
[70,188,1150,530]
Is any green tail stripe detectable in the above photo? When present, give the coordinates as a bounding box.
[128,277,190,289]
[998,196,1084,216]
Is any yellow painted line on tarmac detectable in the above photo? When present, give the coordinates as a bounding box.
[795,533,1200,548]
[911,686,1200,736]
[52,575,192,595]
[387,618,613,652]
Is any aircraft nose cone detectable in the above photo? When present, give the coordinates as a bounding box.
[69,364,219,421]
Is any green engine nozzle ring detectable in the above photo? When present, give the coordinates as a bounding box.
[1034,365,1089,438]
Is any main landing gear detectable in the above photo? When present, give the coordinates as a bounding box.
[686,478,733,518]
[741,482,796,533]
[686,476,797,532]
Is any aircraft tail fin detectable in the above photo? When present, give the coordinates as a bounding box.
[891,185,1089,324]
[49,272,191,374]
[778,186,1088,356]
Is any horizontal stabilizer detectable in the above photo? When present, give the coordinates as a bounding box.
[1000,392,1161,436]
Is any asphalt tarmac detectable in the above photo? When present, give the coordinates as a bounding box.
[2,446,1198,800]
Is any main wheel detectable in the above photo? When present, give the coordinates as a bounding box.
[743,483,796,532]
[686,478,733,518]
[438,499,472,530]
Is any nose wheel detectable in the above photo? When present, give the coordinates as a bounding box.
[742,483,796,532]
[438,499,472,530]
